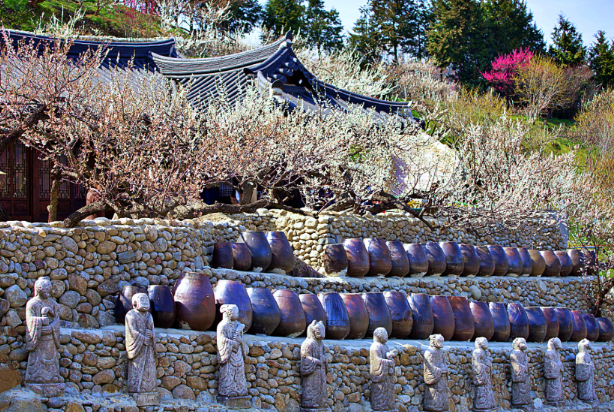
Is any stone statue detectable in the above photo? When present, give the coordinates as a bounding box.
[423,334,449,412]
[510,337,532,411]
[300,320,330,412]
[125,292,158,407]
[472,337,496,412]
[24,277,64,397]
[217,304,250,409]
[370,327,398,411]
[544,337,564,407]
[576,338,597,404]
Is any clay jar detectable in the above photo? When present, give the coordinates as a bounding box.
[147,285,176,328]
[239,231,272,272]
[524,307,547,343]
[405,243,429,277]
[115,285,147,324]
[340,293,369,339]
[214,280,253,331]
[540,307,560,341]
[247,288,281,335]
[323,244,348,276]
[567,249,585,276]
[517,248,533,277]
[554,251,573,277]
[488,245,509,276]
[386,241,410,277]
[596,317,614,342]
[300,294,327,332]
[475,246,496,277]
[488,302,511,342]
[447,296,475,341]
[555,307,574,342]
[318,293,350,340]
[504,247,523,277]
[540,250,562,277]
[527,249,546,276]
[362,292,392,337]
[423,242,447,277]
[439,242,464,276]
[408,293,434,339]
[231,243,252,272]
[583,314,600,341]
[508,303,529,340]
[470,301,494,341]
[384,291,413,338]
[266,231,294,274]
[429,295,455,341]
[343,239,370,278]
[459,244,480,277]
[363,238,392,277]
[570,310,588,342]
[173,271,216,331]
[273,289,306,337]
[212,242,233,269]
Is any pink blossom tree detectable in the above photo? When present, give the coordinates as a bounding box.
[482,48,534,97]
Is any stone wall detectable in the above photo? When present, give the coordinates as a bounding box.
[1,325,613,412]
[226,210,567,273]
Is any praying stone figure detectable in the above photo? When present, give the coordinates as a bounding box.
[576,338,597,405]
[370,327,398,411]
[24,277,64,397]
[472,337,496,412]
[544,337,564,407]
[510,338,533,411]
[423,334,449,412]
[125,293,158,407]
[300,320,330,412]
[217,304,250,409]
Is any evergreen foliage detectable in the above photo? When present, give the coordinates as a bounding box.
[548,15,586,67]
[304,0,344,55]
[588,31,614,88]
[262,0,305,38]
[224,0,263,34]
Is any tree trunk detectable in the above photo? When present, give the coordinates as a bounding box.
[63,201,110,228]
[240,182,256,205]
[47,171,61,222]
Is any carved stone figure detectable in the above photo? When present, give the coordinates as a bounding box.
[423,334,449,412]
[544,337,564,407]
[301,320,330,412]
[510,338,533,411]
[217,304,251,409]
[370,327,398,411]
[472,337,496,411]
[24,277,64,397]
[125,293,158,407]
[576,338,597,404]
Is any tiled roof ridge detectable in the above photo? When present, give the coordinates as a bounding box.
[5,28,174,45]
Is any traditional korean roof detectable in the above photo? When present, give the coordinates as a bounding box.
[151,32,414,120]
[2,29,178,82]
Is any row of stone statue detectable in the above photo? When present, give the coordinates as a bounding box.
[21,278,599,411]
[324,239,592,279]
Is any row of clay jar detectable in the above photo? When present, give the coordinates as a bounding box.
[113,271,614,343]
[212,231,295,274]
[324,239,592,278]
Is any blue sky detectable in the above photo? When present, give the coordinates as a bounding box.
[257,0,614,47]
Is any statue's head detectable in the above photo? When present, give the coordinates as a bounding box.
[307,320,325,341]
[221,304,239,321]
[429,334,444,349]
[547,337,562,351]
[475,337,488,350]
[34,277,52,299]
[132,293,150,312]
[513,337,527,351]
[578,338,591,353]
[374,327,388,344]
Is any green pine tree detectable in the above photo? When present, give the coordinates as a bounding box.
[548,15,586,67]
[348,5,385,64]
[304,0,344,56]
[588,31,614,88]
[261,0,305,39]
[223,0,263,34]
